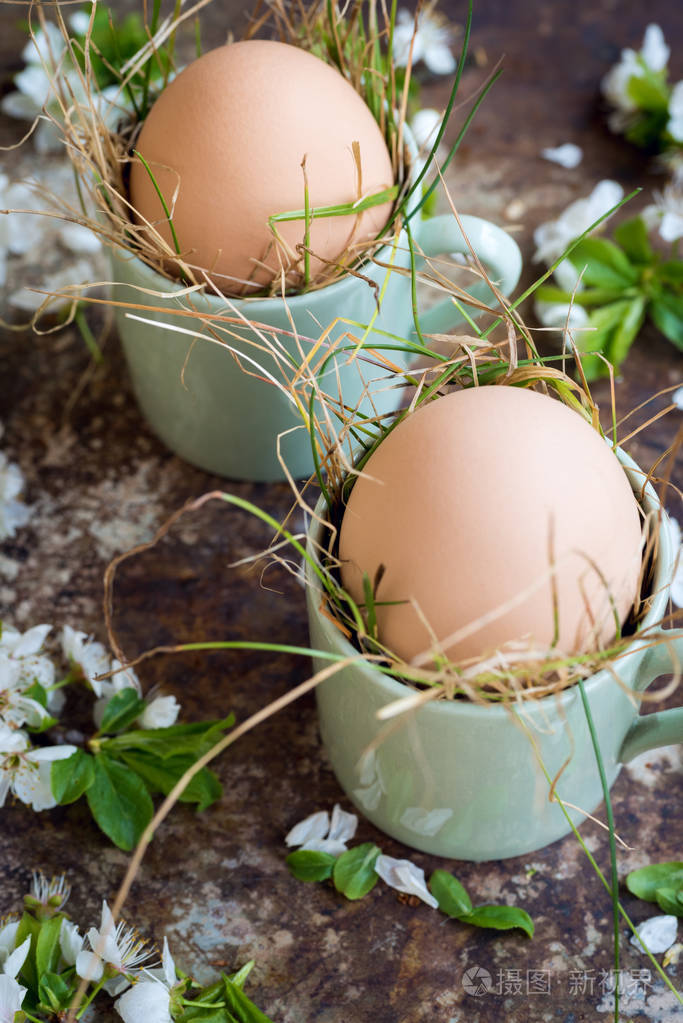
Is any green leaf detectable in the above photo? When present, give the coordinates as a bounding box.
[23,681,48,708]
[38,971,73,1013]
[286,849,336,882]
[99,687,146,734]
[102,716,235,759]
[15,911,40,993]
[613,217,654,264]
[117,750,222,811]
[568,238,639,289]
[175,1008,233,1023]
[222,976,275,1023]
[459,904,535,938]
[655,887,683,916]
[332,843,380,900]
[535,284,632,308]
[36,915,63,979]
[607,294,647,367]
[627,71,670,113]
[656,260,683,286]
[650,293,683,350]
[626,862,683,902]
[228,961,254,990]
[51,750,95,804]
[429,869,473,917]
[86,754,154,850]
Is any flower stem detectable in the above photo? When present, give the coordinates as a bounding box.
[75,976,107,1018]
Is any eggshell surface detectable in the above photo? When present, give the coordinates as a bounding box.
[129,40,394,293]
[339,387,643,664]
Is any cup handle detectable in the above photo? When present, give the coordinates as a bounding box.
[412,214,523,336]
[618,629,683,763]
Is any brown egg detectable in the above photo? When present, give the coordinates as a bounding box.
[339,387,643,664]
[129,40,394,294]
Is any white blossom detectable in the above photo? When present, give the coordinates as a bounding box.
[0,939,30,1023]
[60,918,84,967]
[29,871,70,912]
[115,938,177,1023]
[93,659,142,727]
[0,975,26,1023]
[631,914,678,955]
[137,695,180,730]
[0,921,18,970]
[533,180,624,276]
[668,81,683,142]
[285,803,358,857]
[392,7,456,76]
[0,452,31,542]
[76,901,154,993]
[0,722,76,811]
[1,20,127,153]
[374,854,439,908]
[665,515,683,608]
[410,108,443,152]
[62,626,110,696]
[541,143,583,169]
[673,387,683,411]
[642,182,683,243]
[601,25,669,133]
[533,180,625,333]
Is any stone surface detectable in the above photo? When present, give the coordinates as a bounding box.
[0,2,682,1021]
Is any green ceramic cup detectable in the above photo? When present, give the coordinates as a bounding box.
[305,450,683,861]
[110,163,522,481]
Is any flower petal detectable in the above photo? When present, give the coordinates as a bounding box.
[541,143,583,169]
[2,937,30,979]
[285,809,329,847]
[631,915,678,955]
[0,973,26,1020]
[375,854,439,908]
[327,804,358,845]
[115,978,172,1023]
[76,949,104,983]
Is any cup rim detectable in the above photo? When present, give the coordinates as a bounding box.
[304,444,675,719]
[110,125,423,312]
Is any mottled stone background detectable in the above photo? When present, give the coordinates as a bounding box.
[0,1,682,1021]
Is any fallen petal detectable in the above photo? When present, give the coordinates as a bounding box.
[630,915,678,955]
[541,143,583,169]
[375,854,439,908]
[285,809,329,848]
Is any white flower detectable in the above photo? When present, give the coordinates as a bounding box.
[0,974,26,1023]
[285,803,358,857]
[62,626,110,696]
[137,695,180,730]
[631,914,678,955]
[410,108,443,152]
[667,81,683,142]
[534,301,590,334]
[0,939,30,1023]
[60,918,84,967]
[666,515,683,608]
[76,902,154,993]
[115,938,177,1023]
[533,180,625,313]
[541,143,583,169]
[93,659,142,728]
[642,182,683,243]
[0,452,31,542]
[0,624,50,658]
[29,871,70,912]
[392,7,456,76]
[0,722,77,811]
[374,854,439,908]
[601,25,669,132]
[0,921,18,970]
